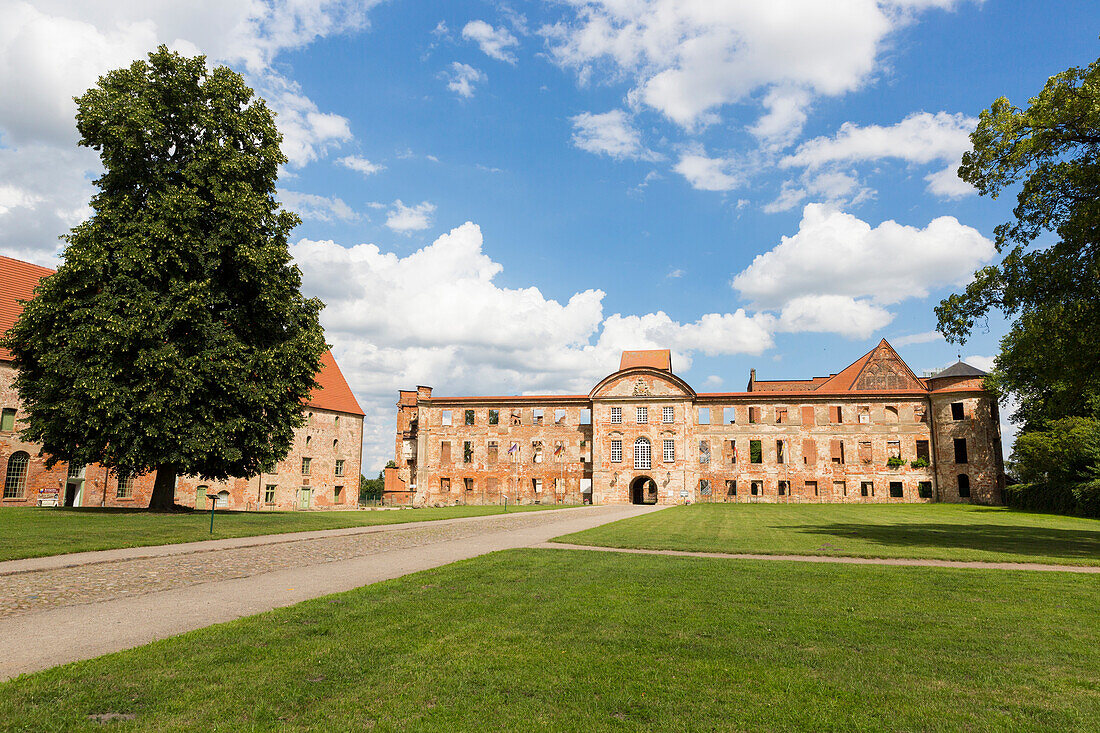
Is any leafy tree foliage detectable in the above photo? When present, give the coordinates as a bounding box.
[3,47,326,509]
[936,57,1100,430]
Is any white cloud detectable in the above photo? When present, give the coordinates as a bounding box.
[703,375,723,388]
[338,155,385,176]
[749,87,812,151]
[461,20,519,63]
[964,354,996,373]
[443,62,485,98]
[257,72,352,168]
[734,204,994,309]
[893,330,944,347]
[541,1,960,131]
[924,163,973,198]
[291,222,781,470]
[570,110,659,160]
[666,268,684,278]
[775,295,894,339]
[279,190,357,222]
[763,168,873,213]
[385,200,436,233]
[673,148,742,191]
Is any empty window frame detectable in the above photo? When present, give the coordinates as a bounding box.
[441,410,452,426]
[334,485,344,504]
[748,406,759,424]
[510,409,522,426]
[264,484,276,504]
[750,440,763,464]
[776,407,788,424]
[464,409,475,426]
[724,407,736,424]
[726,480,737,497]
[889,482,904,498]
[887,440,901,459]
[440,477,451,492]
[488,409,500,425]
[954,438,968,464]
[697,407,710,425]
[533,409,544,425]
[834,480,847,497]
[699,440,710,464]
[801,405,816,426]
[663,439,675,463]
[830,439,845,465]
[335,459,345,476]
[700,479,712,496]
[3,451,29,499]
[440,441,452,464]
[802,439,817,465]
[580,409,592,425]
[636,406,648,424]
[554,440,566,460]
[610,406,622,424]
[957,474,971,498]
[532,478,543,495]
[776,440,785,464]
[750,480,762,496]
[532,441,544,464]
[725,439,737,464]
[861,481,873,497]
[858,440,872,464]
[610,439,623,463]
[634,438,652,469]
[951,402,965,420]
[487,441,499,464]
[914,404,927,423]
[916,440,930,462]
[778,480,789,496]
[464,478,475,492]
[508,442,520,461]
[0,408,15,432]
[918,481,932,499]
[885,405,899,423]
[857,405,870,424]
[829,405,843,424]
[463,441,473,463]
[555,409,566,424]
[663,406,675,423]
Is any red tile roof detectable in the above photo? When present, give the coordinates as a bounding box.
[0,254,363,416]
[619,349,672,372]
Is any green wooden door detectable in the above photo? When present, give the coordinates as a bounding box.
[298,488,311,509]
[196,487,207,510]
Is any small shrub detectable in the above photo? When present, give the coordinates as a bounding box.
[910,457,930,469]
[886,456,906,468]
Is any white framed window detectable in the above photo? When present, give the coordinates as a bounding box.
[663,406,674,423]
[634,437,651,469]
[610,439,622,463]
[610,406,622,424]
[636,406,648,424]
[3,451,29,499]
[663,439,675,463]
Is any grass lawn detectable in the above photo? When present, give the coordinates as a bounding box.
[2,549,1098,731]
[0,504,565,562]
[555,503,1100,566]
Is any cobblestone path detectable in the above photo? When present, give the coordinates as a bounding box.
[0,507,613,619]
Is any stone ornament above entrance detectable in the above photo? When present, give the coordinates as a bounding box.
[632,378,651,396]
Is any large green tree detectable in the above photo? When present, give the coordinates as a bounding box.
[3,47,326,510]
[936,56,1100,429]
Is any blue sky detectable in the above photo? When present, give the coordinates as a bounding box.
[1,1,1097,470]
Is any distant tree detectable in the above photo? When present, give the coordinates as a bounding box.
[936,56,1100,428]
[3,46,326,510]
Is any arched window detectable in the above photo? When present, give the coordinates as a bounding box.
[215,490,229,508]
[4,451,30,499]
[634,438,651,470]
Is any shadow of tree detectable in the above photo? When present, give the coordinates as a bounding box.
[793,523,1100,559]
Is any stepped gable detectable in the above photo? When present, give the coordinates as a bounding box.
[619,349,672,372]
[816,339,926,392]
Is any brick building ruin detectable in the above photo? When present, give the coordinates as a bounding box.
[1,255,365,511]
[385,344,1005,506]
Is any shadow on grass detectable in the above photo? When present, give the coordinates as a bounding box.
[794,522,1100,559]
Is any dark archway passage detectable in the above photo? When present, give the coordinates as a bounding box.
[630,476,657,505]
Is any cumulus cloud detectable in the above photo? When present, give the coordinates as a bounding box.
[338,155,385,176]
[443,61,485,98]
[570,110,659,160]
[730,203,995,339]
[384,200,436,233]
[291,223,780,469]
[461,20,519,63]
[780,111,977,198]
[892,330,944,347]
[763,168,873,213]
[673,148,742,191]
[541,1,960,131]
[279,190,357,222]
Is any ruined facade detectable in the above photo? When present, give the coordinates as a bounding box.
[1,255,364,511]
[385,343,1005,507]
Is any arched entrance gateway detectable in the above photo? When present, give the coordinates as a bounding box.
[630,475,658,505]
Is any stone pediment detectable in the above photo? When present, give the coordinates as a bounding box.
[590,368,695,399]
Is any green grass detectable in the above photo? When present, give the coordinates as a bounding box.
[2,549,1098,731]
[555,503,1100,566]
[0,504,565,562]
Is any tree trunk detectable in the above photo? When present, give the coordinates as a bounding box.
[148,463,178,511]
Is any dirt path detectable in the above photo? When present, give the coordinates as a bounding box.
[0,504,665,681]
[541,542,1100,572]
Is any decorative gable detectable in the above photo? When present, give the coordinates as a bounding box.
[852,342,925,391]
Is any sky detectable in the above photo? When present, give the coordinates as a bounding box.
[1,0,1097,473]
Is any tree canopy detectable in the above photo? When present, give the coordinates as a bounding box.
[3,46,326,509]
